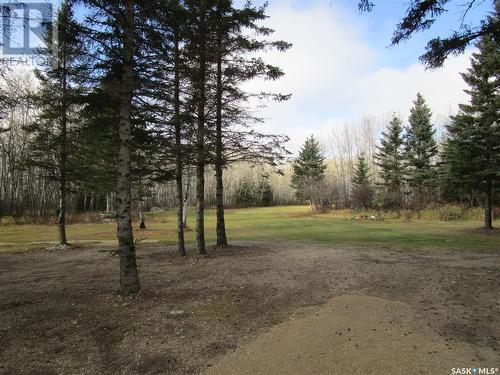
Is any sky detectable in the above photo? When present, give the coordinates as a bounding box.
[1,0,492,155]
[236,0,492,154]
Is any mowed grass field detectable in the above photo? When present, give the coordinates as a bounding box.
[0,205,498,252]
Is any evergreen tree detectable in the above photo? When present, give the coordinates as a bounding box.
[181,0,217,255]
[359,1,500,68]
[375,115,406,210]
[171,1,188,256]
[291,135,327,208]
[352,153,370,187]
[210,1,290,248]
[351,153,373,209]
[129,0,290,255]
[28,2,83,246]
[234,179,256,207]
[405,93,438,209]
[258,174,274,207]
[443,32,500,229]
[151,0,190,257]
[80,0,159,294]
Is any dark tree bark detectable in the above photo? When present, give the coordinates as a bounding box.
[195,4,207,255]
[484,178,493,230]
[183,177,190,229]
[58,57,68,246]
[106,193,112,212]
[139,211,146,229]
[116,0,140,295]
[174,30,186,257]
[215,15,227,248]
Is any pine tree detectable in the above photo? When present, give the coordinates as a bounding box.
[153,0,189,256]
[29,2,83,246]
[234,179,256,207]
[137,0,290,255]
[358,1,500,68]
[405,93,438,209]
[80,0,157,294]
[443,31,500,229]
[351,153,373,209]
[375,115,406,210]
[258,174,274,207]
[352,153,370,187]
[291,135,327,208]
[172,2,188,257]
[210,1,290,248]
[181,0,217,255]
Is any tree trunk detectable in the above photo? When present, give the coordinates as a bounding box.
[173,31,186,257]
[106,193,112,212]
[139,211,146,229]
[58,45,68,246]
[183,179,189,229]
[195,4,207,255]
[484,178,493,230]
[58,181,67,245]
[215,14,228,248]
[116,0,140,295]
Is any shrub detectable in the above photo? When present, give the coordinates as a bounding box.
[438,205,463,221]
[0,216,16,225]
[351,183,373,210]
[258,179,274,207]
[234,179,257,208]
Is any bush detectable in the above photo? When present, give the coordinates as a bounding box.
[419,205,482,221]
[0,216,16,225]
[234,180,257,208]
[437,205,463,221]
[258,179,274,207]
[351,183,373,210]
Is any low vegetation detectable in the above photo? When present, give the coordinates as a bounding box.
[1,206,497,252]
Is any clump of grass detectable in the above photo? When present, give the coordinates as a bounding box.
[197,302,234,319]
[1,205,498,252]
[419,205,483,221]
[0,216,16,225]
[344,205,484,222]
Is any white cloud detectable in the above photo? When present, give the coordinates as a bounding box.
[245,2,471,154]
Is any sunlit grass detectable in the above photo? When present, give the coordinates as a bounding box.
[0,205,498,252]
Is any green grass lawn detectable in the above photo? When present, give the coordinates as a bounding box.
[0,205,498,252]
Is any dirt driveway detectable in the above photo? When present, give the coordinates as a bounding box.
[0,242,499,374]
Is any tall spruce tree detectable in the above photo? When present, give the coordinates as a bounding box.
[80,0,156,294]
[115,0,141,293]
[210,1,290,248]
[29,2,82,246]
[151,0,190,257]
[405,93,438,209]
[443,31,500,229]
[213,0,231,248]
[182,0,216,255]
[375,115,406,210]
[291,135,327,208]
[172,2,188,256]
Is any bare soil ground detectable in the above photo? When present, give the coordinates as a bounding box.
[0,242,499,375]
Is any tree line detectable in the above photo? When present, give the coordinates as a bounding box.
[291,20,499,230]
